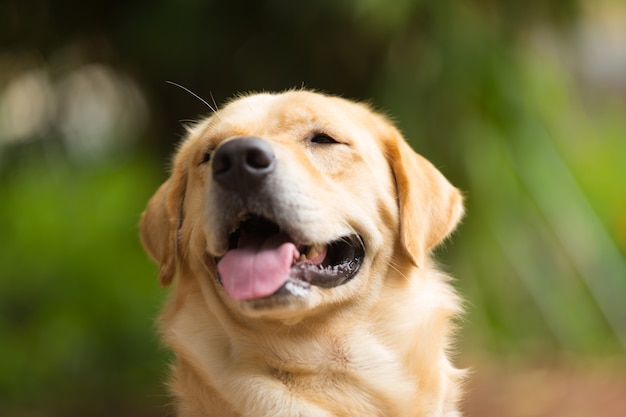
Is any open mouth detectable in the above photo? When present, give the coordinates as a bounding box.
[215,215,364,301]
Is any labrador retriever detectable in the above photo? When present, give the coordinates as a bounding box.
[140,90,465,417]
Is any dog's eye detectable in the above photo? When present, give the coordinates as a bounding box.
[200,151,212,165]
[310,134,339,145]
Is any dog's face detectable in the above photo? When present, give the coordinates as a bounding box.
[141,90,463,322]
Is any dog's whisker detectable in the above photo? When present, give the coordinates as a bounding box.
[179,118,200,125]
[388,260,410,283]
[209,91,219,113]
[339,225,362,245]
[166,80,219,115]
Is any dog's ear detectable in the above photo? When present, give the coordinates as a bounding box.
[140,169,187,287]
[385,130,464,266]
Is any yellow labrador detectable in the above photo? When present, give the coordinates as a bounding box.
[141,90,465,417]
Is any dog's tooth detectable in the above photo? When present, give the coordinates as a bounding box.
[307,247,320,260]
[307,244,327,260]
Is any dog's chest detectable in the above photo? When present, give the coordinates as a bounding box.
[261,333,417,415]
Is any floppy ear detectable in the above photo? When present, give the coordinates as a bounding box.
[140,169,187,287]
[386,132,464,266]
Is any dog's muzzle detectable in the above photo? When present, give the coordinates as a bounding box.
[209,137,365,302]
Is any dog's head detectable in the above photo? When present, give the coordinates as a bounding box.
[141,90,463,321]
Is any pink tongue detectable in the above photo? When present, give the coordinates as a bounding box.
[217,233,299,301]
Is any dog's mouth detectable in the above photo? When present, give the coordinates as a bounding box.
[214,216,364,301]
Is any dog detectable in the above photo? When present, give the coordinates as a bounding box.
[140,90,465,417]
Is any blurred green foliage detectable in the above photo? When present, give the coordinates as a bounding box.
[453,50,626,355]
[1,0,626,415]
[0,152,167,416]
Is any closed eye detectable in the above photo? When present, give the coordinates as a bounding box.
[310,133,339,144]
[199,149,212,165]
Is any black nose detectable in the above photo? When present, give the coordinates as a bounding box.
[212,136,276,193]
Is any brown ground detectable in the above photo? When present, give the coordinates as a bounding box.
[462,361,626,417]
